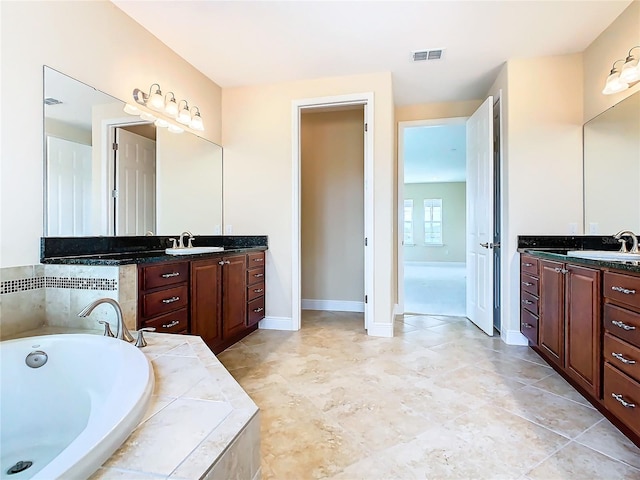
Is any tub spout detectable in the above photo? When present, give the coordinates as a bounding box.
[78,298,134,342]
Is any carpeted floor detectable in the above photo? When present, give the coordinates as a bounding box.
[403,261,466,316]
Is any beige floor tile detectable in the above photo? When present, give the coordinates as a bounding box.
[527,441,640,479]
[492,385,603,438]
[575,419,640,470]
[529,371,595,408]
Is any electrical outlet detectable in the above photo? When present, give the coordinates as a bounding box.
[225,224,233,235]
[214,225,221,235]
[568,222,578,234]
[589,223,599,234]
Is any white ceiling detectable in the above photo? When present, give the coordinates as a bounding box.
[404,124,466,184]
[112,0,632,106]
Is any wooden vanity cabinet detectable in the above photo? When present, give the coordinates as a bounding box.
[536,259,601,397]
[603,270,640,438]
[221,254,248,340]
[190,258,223,350]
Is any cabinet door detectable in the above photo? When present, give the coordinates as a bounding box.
[223,254,248,339]
[539,260,565,367]
[565,265,601,397]
[191,258,223,349]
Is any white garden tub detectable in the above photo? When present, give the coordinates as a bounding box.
[0,334,154,480]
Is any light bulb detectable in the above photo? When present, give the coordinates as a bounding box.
[155,118,169,128]
[602,71,628,95]
[620,57,640,84]
[168,124,184,134]
[148,85,164,111]
[177,105,191,125]
[165,97,179,117]
[139,112,157,122]
[123,103,141,115]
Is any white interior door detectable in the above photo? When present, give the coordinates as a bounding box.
[46,136,92,236]
[466,96,494,335]
[115,129,156,235]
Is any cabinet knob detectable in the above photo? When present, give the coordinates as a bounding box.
[225,260,231,264]
[218,261,225,265]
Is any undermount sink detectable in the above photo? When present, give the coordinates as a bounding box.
[567,250,640,261]
[165,246,224,255]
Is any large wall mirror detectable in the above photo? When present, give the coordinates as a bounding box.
[584,90,640,234]
[43,66,223,237]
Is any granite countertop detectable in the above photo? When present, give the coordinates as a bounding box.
[6,327,260,479]
[41,246,268,266]
[520,248,640,274]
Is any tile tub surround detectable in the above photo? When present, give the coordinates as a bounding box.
[0,264,137,339]
[218,310,640,479]
[5,328,260,480]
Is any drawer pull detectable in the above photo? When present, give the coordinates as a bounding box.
[224,260,231,264]
[522,323,533,329]
[254,273,264,278]
[254,288,264,293]
[612,286,637,295]
[522,282,533,287]
[523,263,533,267]
[161,272,180,278]
[162,320,180,328]
[162,296,180,304]
[253,258,264,262]
[253,307,264,313]
[612,352,636,365]
[612,393,636,409]
[553,267,569,274]
[522,300,533,305]
[612,320,636,331]
[218,261,225,265]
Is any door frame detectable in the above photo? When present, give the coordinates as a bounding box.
[291,92,374,331]
[397,116,468,316]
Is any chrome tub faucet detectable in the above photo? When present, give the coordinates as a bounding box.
[78,298,135,342]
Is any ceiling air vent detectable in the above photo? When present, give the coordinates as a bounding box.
[44,97,63,105]
[411,49,445,62]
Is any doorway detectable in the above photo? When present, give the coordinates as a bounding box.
[291,93,374,333]
[398,118,468,317]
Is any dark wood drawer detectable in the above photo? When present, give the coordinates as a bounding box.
[247,266,265,286]
[605,303,640,348]
[521,274,539,296]
[141,308,188,334]
[247,296,265,326]
[141,262,189,290]
[605,333,640,383]
[247,282,265,302]
[604,363,640,438]
[521,307,538,345]
[143,285,189,318]
[521,290,539,316]
[604,272,640,310]
[521,255,539,276]
[247,251,265,266]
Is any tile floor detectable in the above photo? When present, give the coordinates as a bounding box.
[217,311,640,479]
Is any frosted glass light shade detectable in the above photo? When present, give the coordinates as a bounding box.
[123,104,141,115]
[177,106,191,125]
[148,87,165,111]
[165,98,179,117]
[190,114,204,131]
[168,124,184,133]
[154,118,169,128]
[139,112,157,122]
[620,58,640,83]
[602,72,628,95]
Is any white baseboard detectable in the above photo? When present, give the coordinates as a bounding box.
[258,316,295,331]
[301,299,364,313]
[502,329,529,346]
[367,322,393,338]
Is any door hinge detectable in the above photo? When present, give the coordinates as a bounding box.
[365,237,368,246]
[364,123,368,132]
[365,295,368,304]
[112,142,118,151]
[111,189,119,198]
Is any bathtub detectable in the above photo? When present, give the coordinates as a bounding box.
[0,334,154,480]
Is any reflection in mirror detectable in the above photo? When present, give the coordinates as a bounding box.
[43,66,223,237]
[583,90,640,234]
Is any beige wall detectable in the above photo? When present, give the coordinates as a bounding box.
[222,72,394,328]
[301,108,364,302]
[44,118,92,146]
[404,182,466,263]
[583,0,640,122]
[0,1,222,268]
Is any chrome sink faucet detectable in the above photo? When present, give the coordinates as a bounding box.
[78,298,134,342]
[178,231,194,249]
[614,230,639,254]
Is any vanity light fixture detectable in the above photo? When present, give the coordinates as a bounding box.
[602,46,640,95]
[126,83,204,133]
